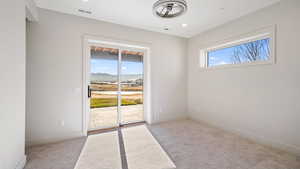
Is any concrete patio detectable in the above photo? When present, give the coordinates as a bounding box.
[89,104,144,130]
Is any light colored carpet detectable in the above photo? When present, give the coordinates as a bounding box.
[74,131,122,169]
[149,120,300,169]
[122,125,176,169]
[25,120,300,169]
[24,137,86,169]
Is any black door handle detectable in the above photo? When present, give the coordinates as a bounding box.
[88,85,91,98]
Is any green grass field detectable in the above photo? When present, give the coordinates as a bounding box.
[90,98,143,108]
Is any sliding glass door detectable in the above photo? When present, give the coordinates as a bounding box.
[89,47,119,130]
[120,50,144,124]
[88,45,144,131]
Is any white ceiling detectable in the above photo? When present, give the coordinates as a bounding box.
[34,0,280,38]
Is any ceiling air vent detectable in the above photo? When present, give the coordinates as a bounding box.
[153,0,188,19]
[78,9,92,14]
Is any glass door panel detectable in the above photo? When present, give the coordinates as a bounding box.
[89,46,119,130]
[120,50,144,124]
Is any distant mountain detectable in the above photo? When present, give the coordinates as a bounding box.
[91,73,143,83]
[91,73,116,83]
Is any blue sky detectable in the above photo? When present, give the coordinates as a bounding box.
[91,59,143,75]
[208,38,270,67]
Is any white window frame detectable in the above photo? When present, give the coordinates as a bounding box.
[199,26,276,69]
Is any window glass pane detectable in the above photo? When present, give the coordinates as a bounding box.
[121,50,144,124]
[207,38,270,67]
[89,46,119,129]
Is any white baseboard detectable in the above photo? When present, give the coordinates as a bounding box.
[26,131,83,146]
[190,115,300,156]
[15,155,26,169]
[153,114,188,124]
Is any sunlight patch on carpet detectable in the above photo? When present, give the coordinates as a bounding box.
[122,125,176,169]
[74,131,122,169]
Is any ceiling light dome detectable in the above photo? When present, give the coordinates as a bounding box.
[153,0,188,19]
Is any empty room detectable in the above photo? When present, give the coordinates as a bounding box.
[1,0,300,169]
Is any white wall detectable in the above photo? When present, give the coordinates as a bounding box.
[26,9,187,145]
[0,1,26,169]
[187,0,300,155]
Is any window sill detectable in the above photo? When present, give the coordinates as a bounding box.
[199,60,275,71]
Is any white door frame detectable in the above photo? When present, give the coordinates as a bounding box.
[82,35,152,136]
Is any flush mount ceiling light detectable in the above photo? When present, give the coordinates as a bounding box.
[153,0,188,19]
